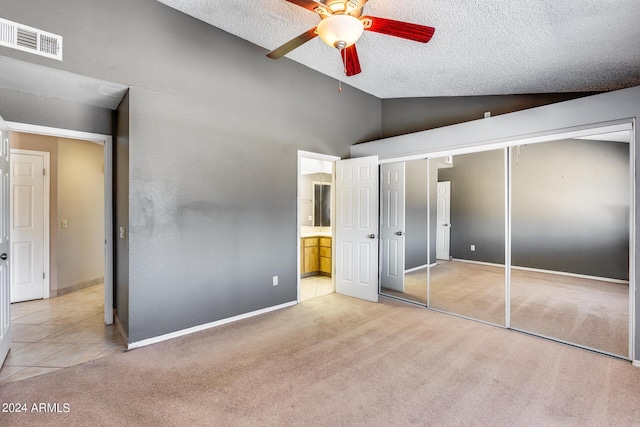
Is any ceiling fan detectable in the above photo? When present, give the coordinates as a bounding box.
[267,0,435,77]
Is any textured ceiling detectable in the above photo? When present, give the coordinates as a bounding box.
[157,0,640,99]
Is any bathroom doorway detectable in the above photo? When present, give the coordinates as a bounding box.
[297,151,339,302]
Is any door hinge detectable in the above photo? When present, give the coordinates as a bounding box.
[43,272,45,279]
[43,168,46,176]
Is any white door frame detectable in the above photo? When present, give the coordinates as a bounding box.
[297,151,340,303]
[10,148,50,300]
[7,122,114,325]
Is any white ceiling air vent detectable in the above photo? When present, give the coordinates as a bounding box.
[0,17,62,61]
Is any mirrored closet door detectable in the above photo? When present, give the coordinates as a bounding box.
[379,127,632,359]
[380,160,429,304]
[509,131,631,358]
[428,150,506,326]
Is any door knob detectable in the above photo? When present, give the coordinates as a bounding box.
[368,234,376,239]
[396,231,403,236]
[0,253,6,260]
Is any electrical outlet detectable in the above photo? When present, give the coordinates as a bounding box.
[470,245,476,251]
[272,276,278,286]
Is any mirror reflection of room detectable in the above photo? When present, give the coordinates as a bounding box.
[299,158,333,301]
[510,131,630,357]
[380,159,428,304]
[429,150,506,326]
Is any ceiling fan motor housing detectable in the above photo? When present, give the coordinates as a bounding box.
[316,14,364,49]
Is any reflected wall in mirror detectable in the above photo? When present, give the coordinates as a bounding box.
[313,182,331,226]
[380,160,428,304]
[510,131,630,357]
[299,158,332,229]
[429,150,506,326]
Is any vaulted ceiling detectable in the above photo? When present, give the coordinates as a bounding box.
[157,0,640,98]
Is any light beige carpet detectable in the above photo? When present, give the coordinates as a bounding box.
[383,261,628,357]
[1,293,640,426]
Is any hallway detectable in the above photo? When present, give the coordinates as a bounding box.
[0,284,124,384]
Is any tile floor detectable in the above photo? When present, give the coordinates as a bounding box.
[0,284,125,384]
[300,275,333,301]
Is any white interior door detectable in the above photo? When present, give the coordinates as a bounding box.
[380,162,405,292]
[335,156,379,302]
[436,181,451,260]
[10,152,46,302]
[0,117,11,368]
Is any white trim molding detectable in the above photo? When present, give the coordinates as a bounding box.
[632,360,640,368]
[405,263,435,273]
[127,300,298,350]
[452,258,629,285]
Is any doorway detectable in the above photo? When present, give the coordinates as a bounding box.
[0,122,118,382]
[7,122,113,324]
[297,151,339,302]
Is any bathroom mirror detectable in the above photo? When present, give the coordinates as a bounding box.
[313,182,331,227]
[299,165,331,228]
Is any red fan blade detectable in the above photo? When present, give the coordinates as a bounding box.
[284,0,323,13]
[267,27,318,59]
[361,16,435,43]
[341,44,362,77]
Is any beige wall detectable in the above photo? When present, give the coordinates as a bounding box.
[9,132,104,297]
[10,132,59,294]
[57,138,104,294]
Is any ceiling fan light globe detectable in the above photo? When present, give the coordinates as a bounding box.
[317,14,364,49]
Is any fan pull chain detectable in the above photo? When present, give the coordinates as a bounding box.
[338,47,346,93]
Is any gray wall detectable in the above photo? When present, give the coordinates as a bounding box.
[435,140,630,279]
[115,92,129,335]
[511,139,629,279]
[429,160,438,264]
[0,88,113,135]
[438,150,506,264]
[381,93,598,138]
[0,0,381,342]
[405,160,428,270]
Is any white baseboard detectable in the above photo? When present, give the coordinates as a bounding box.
[511,265,629,285]
[127,300,298,350]
[405,263,437,273]
[451,258,629,284]
[633,360,640,369]
[452,258,503,268]
[405,265,426,273]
